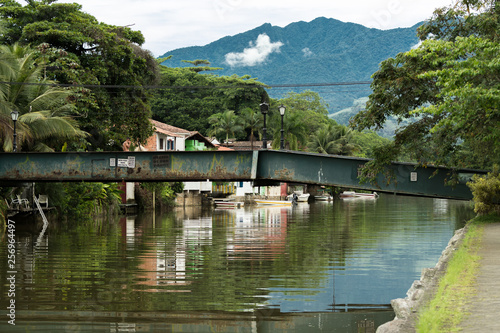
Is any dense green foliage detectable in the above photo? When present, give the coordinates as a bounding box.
[0,0,159,149]
[137,182,183,211]
[160,17,421,113]
[468,165,500,215]
[0,43,86,152]
[151,59,266,134]
[35,182,122,220]
[351,0,500,181]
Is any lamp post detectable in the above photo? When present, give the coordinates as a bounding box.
[279,104,286,150]
[11,110,19,152]
[260,102,269,149]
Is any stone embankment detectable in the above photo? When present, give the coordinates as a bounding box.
[376,227,468,332]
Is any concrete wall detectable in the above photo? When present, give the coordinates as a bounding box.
[175,192,202,207]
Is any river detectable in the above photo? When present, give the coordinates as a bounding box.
[0,193,474,332]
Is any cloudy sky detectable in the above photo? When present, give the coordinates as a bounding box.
[53,0,454,56]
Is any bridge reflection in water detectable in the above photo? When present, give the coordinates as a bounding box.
[0,150,487,199]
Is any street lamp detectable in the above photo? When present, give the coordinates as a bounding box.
[10,110,19,152]
[279,104,286,150]
[260,102,269,149]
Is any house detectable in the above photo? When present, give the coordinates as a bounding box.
[133,119,215,152]
[122,119,216,205]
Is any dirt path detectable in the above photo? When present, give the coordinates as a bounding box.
[460,223,500,332]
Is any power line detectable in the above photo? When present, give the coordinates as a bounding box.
[0,80,372,90]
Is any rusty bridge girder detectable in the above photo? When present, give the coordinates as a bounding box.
[0,150,487,200]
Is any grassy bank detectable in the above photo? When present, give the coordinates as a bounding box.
[415,214,499,332]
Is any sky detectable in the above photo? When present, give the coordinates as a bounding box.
[51,0,454,57]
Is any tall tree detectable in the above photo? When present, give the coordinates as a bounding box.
[241,107,262,150]
[0,0,159,149]
[270,110,308,151]
[152,59,266,135]
[0,44,86,152]
[208,110,244,145]
[350,0,500,181]
[270,91,329,150]
[308,122,339,155]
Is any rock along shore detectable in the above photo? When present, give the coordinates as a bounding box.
[376,227,468,333]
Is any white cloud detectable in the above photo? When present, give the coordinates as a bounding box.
[302,47,314,57]
[56,0,453,56]
[225,34,284,67]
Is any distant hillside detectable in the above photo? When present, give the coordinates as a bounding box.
[160,17,420,118]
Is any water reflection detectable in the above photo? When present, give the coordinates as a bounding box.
[0,309,393,332]
[0,194,474,332]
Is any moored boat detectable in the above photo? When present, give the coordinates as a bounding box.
[254,199,293,206]
[287,193,310,202]
[214,199,244,208]
[314,195,333,201]
[339,191,379,199]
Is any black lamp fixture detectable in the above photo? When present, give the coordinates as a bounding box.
[279,104,286,150]
[10,110,19,152]
[260,102,269,149]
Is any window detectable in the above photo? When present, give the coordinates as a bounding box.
[167,140,175,150]
[159,138,164,150]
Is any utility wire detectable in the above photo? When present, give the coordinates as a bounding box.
[0,80,372,90]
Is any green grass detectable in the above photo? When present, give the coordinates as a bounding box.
[416,218,486,332]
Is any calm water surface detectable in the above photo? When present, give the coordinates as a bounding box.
[0,194,474,332]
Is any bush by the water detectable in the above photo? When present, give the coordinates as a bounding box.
[468,166,500,215]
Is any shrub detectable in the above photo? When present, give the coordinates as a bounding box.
[467,165,500,215]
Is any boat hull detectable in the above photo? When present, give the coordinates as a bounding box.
[339,191,378,199]
[255,200,293,206]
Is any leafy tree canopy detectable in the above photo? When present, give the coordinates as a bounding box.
[0,0,159,149]
[350,0,500,182]
[151,59,267,134]
[0,43,86,152]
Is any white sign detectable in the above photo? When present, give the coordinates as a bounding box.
[117,159,129,168]
[110,158,116,167]
[128,156,136,169]
[411,172,418,182]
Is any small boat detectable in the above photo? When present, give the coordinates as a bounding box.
[339,191,379,199]
[296,193,310,202]
[254,199,293,206]
[287,193,310,202]
[314,195,333,201]
[214,199,244,208]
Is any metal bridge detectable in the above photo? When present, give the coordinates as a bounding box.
[0,150,487,200]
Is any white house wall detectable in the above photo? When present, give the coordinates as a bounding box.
[184,181,212,193]
[235,181,256,196]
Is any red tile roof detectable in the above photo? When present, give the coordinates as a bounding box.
[150,119,194,137]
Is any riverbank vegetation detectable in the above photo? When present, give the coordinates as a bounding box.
[416,213,500,332]
[135,182,184,212]
[35,183,122,221]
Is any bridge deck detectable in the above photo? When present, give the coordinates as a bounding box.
[0,150,486,200]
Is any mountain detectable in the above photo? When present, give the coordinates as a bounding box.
[159,17,421,121]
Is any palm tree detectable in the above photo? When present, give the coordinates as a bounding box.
[271,111,307,150]
[208,110,244,146]
[241,107,262,150]
[0,44,86,152]
[331,127,361,156]
[308,123,338,154]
